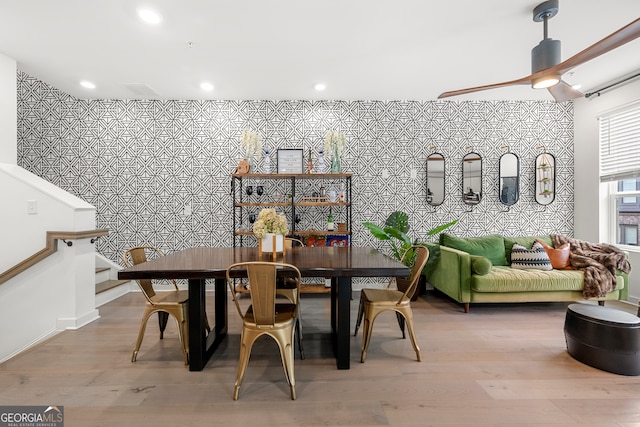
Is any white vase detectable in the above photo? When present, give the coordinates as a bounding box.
[261,233,284,253]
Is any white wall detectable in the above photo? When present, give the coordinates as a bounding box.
[0,53,100,363]
[574,78,640,302]
[0,53,17,164]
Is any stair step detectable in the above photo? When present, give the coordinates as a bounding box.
[95,267,110,274]
[96,279,129,294]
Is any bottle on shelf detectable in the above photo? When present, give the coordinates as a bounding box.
[317,149,325,174]
[264,149,271,174]
[327,212,335,231]
[307,149,313,174]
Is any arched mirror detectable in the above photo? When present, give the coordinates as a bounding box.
[462,152,482,205]
[426,153,445,206]
[499,152,520,206]
[535,151,556,205]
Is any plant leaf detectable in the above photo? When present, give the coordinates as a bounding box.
[385,211,409,233]
[426,219,459,236]
[386,227,412,246]
[362,221,391,240]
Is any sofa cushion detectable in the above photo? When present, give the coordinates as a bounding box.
[510,242,553,271]
[535,239,571,269]
[504,235,553,264]
[472,266,586,292]
[471,255,492,275]
[440,233,507,266]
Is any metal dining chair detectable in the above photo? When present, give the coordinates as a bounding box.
[354,245,429,363]
[123,245,210,365]
[227,261,302,400]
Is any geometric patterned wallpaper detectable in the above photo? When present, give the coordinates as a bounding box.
[16,71,574,285]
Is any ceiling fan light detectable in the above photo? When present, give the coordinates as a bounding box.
[532,74,560,89]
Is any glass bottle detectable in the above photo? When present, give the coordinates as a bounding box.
[264,149,271,174]
[307,149,313,174]
[317,149,325,174]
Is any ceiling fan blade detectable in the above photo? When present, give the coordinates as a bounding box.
[547,80,583,102]
[438,76,532,99]
[555,17,640,75]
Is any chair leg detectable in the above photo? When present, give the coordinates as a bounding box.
[295,318,305,360]
[395,311,406,339]
[400,308,421,362]
[354,294,364,336]
[233,329,257,400]
[158,311,169,339]
[277,328,297,400]
[360,308,377,363]
[132,309,153,362]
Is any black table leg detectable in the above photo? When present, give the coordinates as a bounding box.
[188,278,228,371]
[335,276,351,369]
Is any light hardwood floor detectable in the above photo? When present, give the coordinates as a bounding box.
[2,290,640,427]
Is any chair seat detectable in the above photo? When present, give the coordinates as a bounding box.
[244,303,297,328]
[150,290,189,305]
[361,288,409,305]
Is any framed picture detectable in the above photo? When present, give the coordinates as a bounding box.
[277,149,304,174]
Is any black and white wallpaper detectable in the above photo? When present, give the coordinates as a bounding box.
[17,71,574,285]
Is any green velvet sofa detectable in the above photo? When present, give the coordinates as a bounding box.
[427,234,628,313]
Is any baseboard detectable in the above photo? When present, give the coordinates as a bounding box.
[0,328,60,365]
[56,309,100,330]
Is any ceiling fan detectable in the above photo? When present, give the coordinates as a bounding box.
[438,0,640,102]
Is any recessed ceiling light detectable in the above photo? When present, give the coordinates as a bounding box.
[80,80,96,89]
[314,83,327,91]
[200,82,214,91]
[137,8,162,25]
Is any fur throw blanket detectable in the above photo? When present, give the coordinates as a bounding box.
[551,234,631,299]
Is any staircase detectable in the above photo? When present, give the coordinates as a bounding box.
[95,253,133,307]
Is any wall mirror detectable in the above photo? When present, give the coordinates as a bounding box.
[535,151,556,205]
[462,152,482,205]
[499,152,520,206]
[426,153,445,206]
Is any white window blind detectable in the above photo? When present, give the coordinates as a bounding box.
[599,101,640,182]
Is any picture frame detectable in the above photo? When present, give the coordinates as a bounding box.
[277,148,304,174]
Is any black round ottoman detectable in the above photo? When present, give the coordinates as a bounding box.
[564,303,640,376]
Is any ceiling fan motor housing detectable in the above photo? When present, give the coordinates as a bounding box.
[532,38,561,73]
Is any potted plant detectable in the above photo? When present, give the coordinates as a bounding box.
[362,211,458,299]
[253,208,289,253]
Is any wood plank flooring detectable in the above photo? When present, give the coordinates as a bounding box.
[2,290,640,426]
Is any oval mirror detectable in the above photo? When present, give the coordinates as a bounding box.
[462,152,482,205]
[426,153,445,206]
[535,152,555,205]
[499,152,520,206]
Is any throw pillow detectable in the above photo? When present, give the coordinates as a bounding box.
[470,255,492,275]
[504,235,553,264]
[440,233,507,266]
[510,241,553,271]
[535,239,571,269]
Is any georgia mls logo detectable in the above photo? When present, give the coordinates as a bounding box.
[0,405,64,426]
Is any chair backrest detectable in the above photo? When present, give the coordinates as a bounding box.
[227,262,301,327]
[285,237,304,250]
[122,246,179,302]
[397,245,429,303]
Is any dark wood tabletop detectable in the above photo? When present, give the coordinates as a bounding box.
[118,246,409,280]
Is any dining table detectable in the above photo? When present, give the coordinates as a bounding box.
[118,246,410,371]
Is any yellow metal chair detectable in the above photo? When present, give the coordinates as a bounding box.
[122,246,210,365]
[354,245,429,363]
[227,261,301,400]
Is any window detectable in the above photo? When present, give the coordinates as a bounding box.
[600,101,640,246]
[620,224,638,246]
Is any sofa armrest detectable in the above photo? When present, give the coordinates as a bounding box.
[428,245,473,303]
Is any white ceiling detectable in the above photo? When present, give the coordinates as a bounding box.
[1,0,639,101]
